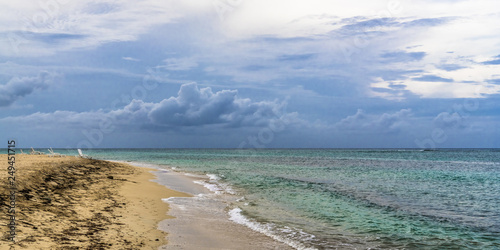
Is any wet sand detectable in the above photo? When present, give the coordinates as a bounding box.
[135,163,295,250]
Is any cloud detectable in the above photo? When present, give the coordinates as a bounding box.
[403,17,453,27]
[433,112,467,129]
[0,72,56,107]
[122,57,140,62]
[277,53,316,61]
[81,1,119,15]
[134,82,291,128]
[339,17,453,35]
[0,110,107,129]
[149,83,241,126]
[1,83,294,130]
[0,0,186,56]
[482,55,500,65]
[487,79,500,85]
[335,109,413,133]
[436,64,467,71]
[371,51,500,98]
[380,51,427,62]
[412,75,453,82]
[160,57,199,71]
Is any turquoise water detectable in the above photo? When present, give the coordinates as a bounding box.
[9,148,500,249]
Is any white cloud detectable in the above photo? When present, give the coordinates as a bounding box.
[3,0,500,101]
[0,0,186,56]
[218,0,399,39]
[211,1,500,99]
[371,63,500,98]
[365,10,500,99]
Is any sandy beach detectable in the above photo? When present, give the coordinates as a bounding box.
[0,154,294,250]
[0,154,188,249]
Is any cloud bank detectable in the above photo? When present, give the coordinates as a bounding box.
[2,83,295,130]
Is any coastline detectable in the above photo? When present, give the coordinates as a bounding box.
[2,149,496,249]
[1,155,295,249]
[125,161,296,250]
[0,155,188,249]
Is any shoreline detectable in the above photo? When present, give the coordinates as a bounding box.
[1,155,296,249]
[123,161,296,250]
[0,155,188,249]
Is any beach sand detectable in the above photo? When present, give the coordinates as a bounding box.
[0,154,188,249]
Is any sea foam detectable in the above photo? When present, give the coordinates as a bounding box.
[228,207,317,250]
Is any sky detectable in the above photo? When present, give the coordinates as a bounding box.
[1,0,499,149]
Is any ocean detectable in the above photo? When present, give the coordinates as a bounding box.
[11,148,500,249]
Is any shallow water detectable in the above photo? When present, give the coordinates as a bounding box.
[55,148,500,249]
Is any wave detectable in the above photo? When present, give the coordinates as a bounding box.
[228,208,317,250]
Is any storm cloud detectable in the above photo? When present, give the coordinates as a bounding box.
[2,83,292,130]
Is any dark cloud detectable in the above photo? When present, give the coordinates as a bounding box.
[2,83,293,131]
[148,83,287,128]
[412,75,454,82]
[0,72,56,107]
[148,83,239,126]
